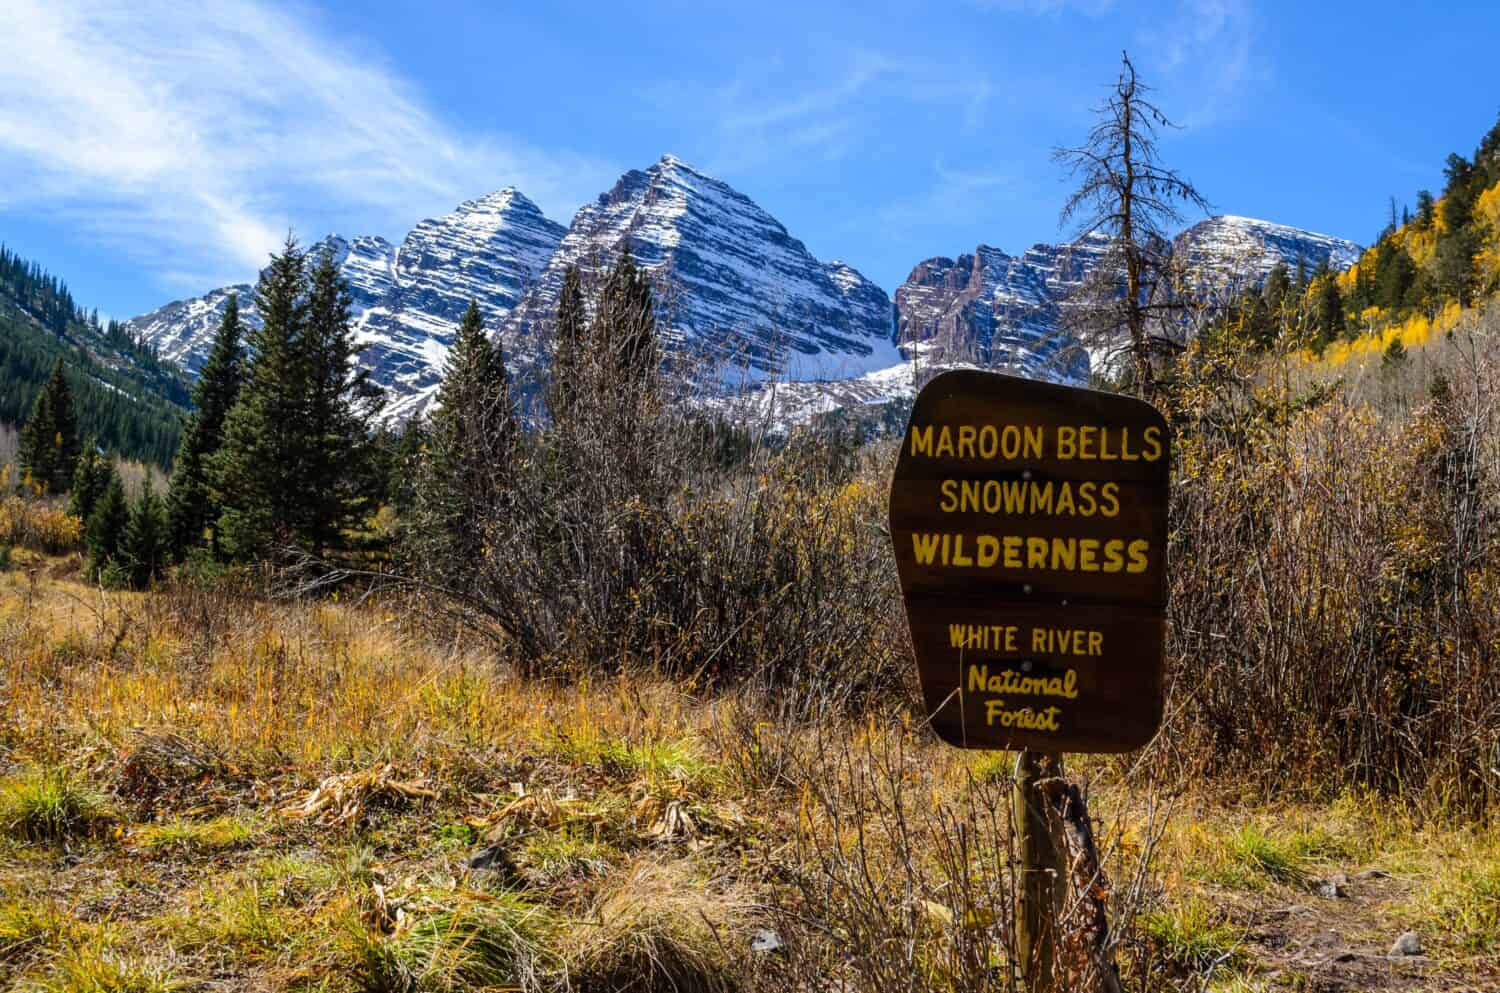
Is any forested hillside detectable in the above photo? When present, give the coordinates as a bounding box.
[1206,115,1500,362]
[0,245,189,466]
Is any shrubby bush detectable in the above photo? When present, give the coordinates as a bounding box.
[402,257,910,713]
[1161,314,1500,811]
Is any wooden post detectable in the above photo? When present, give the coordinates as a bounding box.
[1013,750,1062,992]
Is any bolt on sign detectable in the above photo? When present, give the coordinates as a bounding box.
[889,370,1170,753]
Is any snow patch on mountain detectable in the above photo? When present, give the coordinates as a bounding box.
[504,155,899,381]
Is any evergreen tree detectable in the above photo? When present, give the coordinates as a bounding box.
[17,359,81,493]
[300,245,382,555]
[413,300,515,582]
[67,443,111,521]
[547,264,586,422]
[209,238,311,561]
[84,469,127,579]
[593,247,659,394]
[1314,275,1345,351]
[1416,190,1436,227]
[120,479,169,589]
[166,294,244,557]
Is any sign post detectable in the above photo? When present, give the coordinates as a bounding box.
[888,370,1170,990]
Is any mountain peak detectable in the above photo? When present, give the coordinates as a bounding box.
[506,158,899,379]
[457,186,541,215]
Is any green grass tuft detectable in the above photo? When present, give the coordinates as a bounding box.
[1224,825,1305,886]
[0,767,112,843]
[1143,897,1244,972]
[21,947,182,992]
[133,813,260,854]
[344,891,554,993]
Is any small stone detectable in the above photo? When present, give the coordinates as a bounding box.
[1316,874,1349,899]
[1359,868,1391,880]
[1389,931,1422,957]
[750,928,784,954]
[466,845,510,871]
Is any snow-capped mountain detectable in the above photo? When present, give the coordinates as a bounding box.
[125,191,564,420]
[890,216,1360,390]
[127,159,894,417]
[126,159,1359,428]
[1174,215,1362,287]
[893,234,1112,384]
[503,155,899,380]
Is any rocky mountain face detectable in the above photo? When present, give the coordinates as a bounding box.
[126,157,1359,426]
[892,216,1360,387]
[893,234,1111,384]
[126,192,564,420]
[503,155,898,380]
[1173,214,1362,286]
[127,159,895,418]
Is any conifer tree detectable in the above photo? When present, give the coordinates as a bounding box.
[300,245,382,556]
[67,443,111,522]
[209,238,310,561]
[85,469,127,579]
[120,478,169,589]
[413,300,515,583]
[1315,275,1346,350]
[594,248,659,390]
[548,264,586,422]
[167,294,244,557]
[18,360,81,493]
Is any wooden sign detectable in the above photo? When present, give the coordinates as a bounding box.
[889,370,1169,753]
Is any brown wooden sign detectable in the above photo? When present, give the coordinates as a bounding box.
[889,369,1169,753]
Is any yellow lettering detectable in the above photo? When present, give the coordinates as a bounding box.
[1078,538,1100,572]
[939,479,958,512]
[910,425,933,457]
[1143,425,1162,461]
[1100,482,1120,518]
[1053,482,1075,516]
[1056,426,1076,459]
[957,425,977,459]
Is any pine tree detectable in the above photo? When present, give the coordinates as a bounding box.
[593,247,659,394]
[120,478,169,589]
[167,294,244,557]
[413,299,515,582]
[547,264,586,423]
[1314,275,1346,351]
[85,468,127,579]
[209,238,310,561]
[17,360,81,493]
[1416,190,1436,227]
[67,442,111,521]
[300,245,382,556]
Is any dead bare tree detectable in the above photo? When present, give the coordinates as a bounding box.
[1054,50,1210,399]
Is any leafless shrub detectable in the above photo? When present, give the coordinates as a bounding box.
[1160,309,1500,812]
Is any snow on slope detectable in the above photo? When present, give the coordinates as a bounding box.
[504,155,900,381]
[1174,215,1362,286]
[125,193,564,421]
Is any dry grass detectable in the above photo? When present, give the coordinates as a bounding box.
[1,567,1496,992]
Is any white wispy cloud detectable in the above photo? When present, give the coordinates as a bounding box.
[0,0,610,292]
[1136,0,1265,128]
[878,160,1016,234]
[670,51,1002,175]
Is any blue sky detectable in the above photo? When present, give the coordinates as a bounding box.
[2,0,1496,320]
